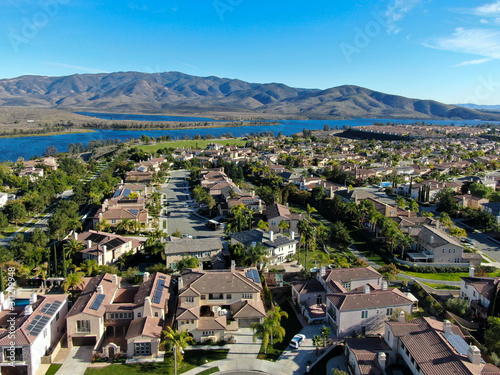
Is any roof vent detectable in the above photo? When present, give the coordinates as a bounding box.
[97,285,104,294]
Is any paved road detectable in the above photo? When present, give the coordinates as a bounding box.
[161,170,224,238]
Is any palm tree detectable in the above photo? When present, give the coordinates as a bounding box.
[62,272,85,293]
[34,262,49,287]
[320,325,331,347]
[278,220,290,234]
[302,224,316,271]
[250,319,273,354]
[80,259,99,277]
[245,243,269,268]
[161,327,193,374]
[257,220,269,231]
[313,335,322,355]
[63,239,86,260]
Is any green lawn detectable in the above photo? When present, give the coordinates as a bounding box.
[137,139,248,153]
[45,364,62,375]
[84,349,228,375]
[0,222,31,239]
[350,229,387,266]
[401,271,469,281]
[257,299,303,361]
[422,282,461,290]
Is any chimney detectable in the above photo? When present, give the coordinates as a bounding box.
[290,231,295,240]
[231,260,235,273]
[443,320,452,335]
[377,352,387,371]
[269,231,274,242]
[143,272,150,282]
[299,214,302,220]
[73,231,78,240]
[469,266,475,278]
[320,266,326,277]
[467,345,481,365]
[286,202,289,208]
[24,304,33,316]
[398,311,405,322]
[178,276,184,290]
[112,274,119,285]
[102,245,107,253]
[382,281,388,290]
[429,235,434,245]
[29,292,37,304]
[199,261,203,271]
[97,285,104,294]
[143,296,152,318]
[363,285,370,294]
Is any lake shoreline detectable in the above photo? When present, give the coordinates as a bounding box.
[0,129,96,139]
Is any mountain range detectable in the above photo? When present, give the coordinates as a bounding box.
[1,71,499,121]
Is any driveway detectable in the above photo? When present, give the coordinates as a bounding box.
[56,346,93,375]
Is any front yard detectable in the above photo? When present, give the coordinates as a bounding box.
[84,349,229,375]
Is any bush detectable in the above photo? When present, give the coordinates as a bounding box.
[445,298,470,317]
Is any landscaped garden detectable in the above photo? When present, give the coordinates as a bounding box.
[84,349,229,375]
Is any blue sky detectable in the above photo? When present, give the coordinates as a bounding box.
[1,0,500,105]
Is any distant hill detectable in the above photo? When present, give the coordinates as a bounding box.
[1,71,499,121]
[456,103,500,111]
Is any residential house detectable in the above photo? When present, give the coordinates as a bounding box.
[67,272,171,359]
[326,282,414,337]
[19,168,44,181]
[383,317,500,375]
[0,192,7,208]
[318,266,383,293]
[176,263,266,341]
[460,268,500,319]
[23,157,58,171]
[230,229,298,265]
[264,203,302,234]
[0,291,68,375]
[76,230,144,265]
[454,195,489,210]
[345,337,392,375]
[407,224,475,266]
[164,237,225,270]
[482,202,500,223]
[291,279,327,324]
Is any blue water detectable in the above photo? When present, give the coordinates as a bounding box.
[0,116,497,161]
[14,299,31,306]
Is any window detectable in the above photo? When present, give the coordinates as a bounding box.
[134,342,151,356]
[137,312,142,318]
[155,312,159,317]
[203,331,214,335]
[201,295,206,300]
[56,312,60,321]
[342,282,351,291]
[3,347,22,362]
[376,308,380,315]
[226,294,232,299]
[76,320,91,333]
[186,297,194,303]
[242,294,252,299]
[209,293,223,300]
[361,310,368,319]
[386,308,393,316]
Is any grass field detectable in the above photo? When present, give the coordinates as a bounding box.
[137,139,248,153]
[421,282,461,290]
[85,350,228,375]
[401,271,469,281]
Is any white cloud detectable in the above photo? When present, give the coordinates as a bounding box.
[480,18,489,23]
[473,1,500,16]
[453,57,493,67]
[384,0,424,34]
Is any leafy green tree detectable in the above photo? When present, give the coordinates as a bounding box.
[330,221,352,248]
[245,243,269,268]
[4,200,27,226]
[257,220,269,231]
[278,220,290,234]
[62,272,85,293]
[176,257,199,272]
[0,213,8,232]
[445,298,470,317]
[485,317,500,354]
[320,325,331,347]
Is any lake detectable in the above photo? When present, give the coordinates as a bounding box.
[0,115,496,161]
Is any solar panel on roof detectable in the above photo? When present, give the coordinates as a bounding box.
[153,290,162,304]
[156,279,165,290]
[90,294,105,311]
[129,209,139,216]
[246,269,260,283]
[41,304,50,314]
[159,275,166,280]
[112,189,123,198]
[88,233,107,243]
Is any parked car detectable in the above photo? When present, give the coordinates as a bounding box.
[182,234,193,239]
[460,238,474,245]
[289,334,306,349]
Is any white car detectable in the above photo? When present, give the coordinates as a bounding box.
[181,234,193,239]
[289,334,306,349]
